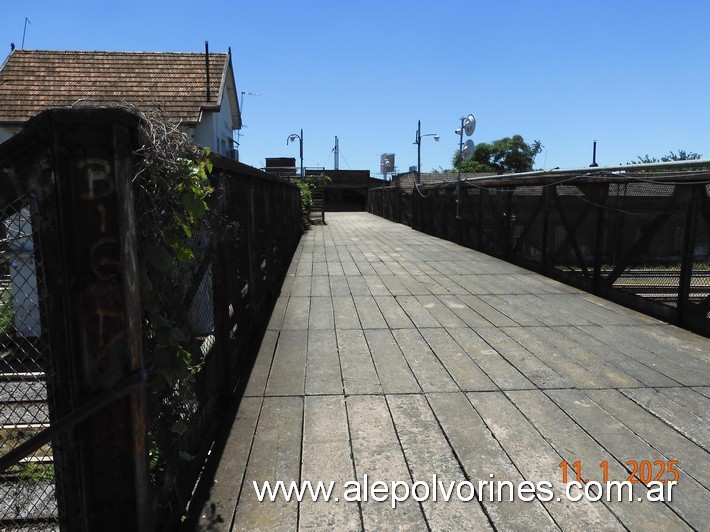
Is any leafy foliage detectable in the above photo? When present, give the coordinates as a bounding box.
[18,462,55,485]
[630,150,702,164]
[0,286,13,337]
[134,114,215,389]
[132,111,223,485]
[291,173,331,228]
[452,135,543,174]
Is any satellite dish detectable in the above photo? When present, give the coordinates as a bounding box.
[463,114,476,136]
[461,139,475,161]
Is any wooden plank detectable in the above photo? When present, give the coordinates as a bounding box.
[468,391,622,531]
[329,276,351,296]
[546,389,709,530]
[265,330,307,396]
[364,329,420,393]
[497,295,577,327]
[479,294,545,327]
[585,389,710,487]
[352,296,388,329]
[377,275,411,296]
[655,387,710,419]
[326,259,345,277]
[418,328,497,391]
[392,329,459,392]
[312,261,329,276]
[346,276,371,296]
[446,275,494,295]
[413,275,450,295]
[310,276,331,297]
[620,388,709,450]
[337,330,382,395]
[507,390,687,531]
[300,396,361,530]
[354,261,378,276]
[395,295,442,329]
[579,325,701,386]
[266,295,289,331]
[282,296,310,330]
[474,328,570,389]
[615,324,710,364]
[415,295,466,328]
[244,330,278,397]
[346,395,424,529]
[428,392,558,530]
[332,296,362,330]
[426,274,469,295]
[305,330,342,395]
[437,294,493,328]
[692,386,710,399]
[387,394,492,530]
[537,293,639,326]
[527,326,642,388]
[504,328,607,389]
[232,397,303,532]
[340,260,361,277]
[606,325,710,383]
[363,275,391,296]
[308,296,335,331]
[579,295,664,325]
[370,261,393,277]
[448,328,535,390]
[374,296,415,329]
[456,295,519,327]
[194,397,262,531]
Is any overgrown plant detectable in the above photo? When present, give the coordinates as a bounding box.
[0,286,13,337]
[291,173,330,228]
[132,111,222,484]
[134,111,215,387]
[18,462,55,485]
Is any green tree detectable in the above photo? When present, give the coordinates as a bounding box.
[291,173,331,228]
[452,135,542,174]
[630,150,702,164]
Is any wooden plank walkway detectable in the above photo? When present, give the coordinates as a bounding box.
[191,212,710,531]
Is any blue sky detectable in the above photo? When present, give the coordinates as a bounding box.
[2,1,709,176]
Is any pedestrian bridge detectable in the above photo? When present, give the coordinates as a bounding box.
[190,212,710,531]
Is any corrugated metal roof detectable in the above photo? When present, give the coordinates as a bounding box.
[0,50,229,124]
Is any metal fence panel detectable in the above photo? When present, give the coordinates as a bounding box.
[1,196,58,530]
[375,172,710,336]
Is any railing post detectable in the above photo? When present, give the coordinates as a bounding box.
[592,186,609,293]
[541,186,552,274]
[678,184,700,326]
[49,110,151,530]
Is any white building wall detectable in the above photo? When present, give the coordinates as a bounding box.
[192,97,236,158]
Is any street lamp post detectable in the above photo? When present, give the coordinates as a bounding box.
[287,129,304,177]
[414,120,439,185]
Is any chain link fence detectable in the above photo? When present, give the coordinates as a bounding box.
[0,196,58,530]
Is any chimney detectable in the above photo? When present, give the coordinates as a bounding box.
[205,41,211,102]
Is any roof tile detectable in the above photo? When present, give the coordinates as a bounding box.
[0,50,229,124]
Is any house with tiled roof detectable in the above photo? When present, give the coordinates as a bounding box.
[0,48,241,157]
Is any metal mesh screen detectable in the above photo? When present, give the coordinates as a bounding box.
[373,173,710,335]
[692,185,710,315]
[0,197,58,530]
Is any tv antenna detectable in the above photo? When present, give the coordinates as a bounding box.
[235,91,260,161]
[22,18,31,49]
[455,113,476,219]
